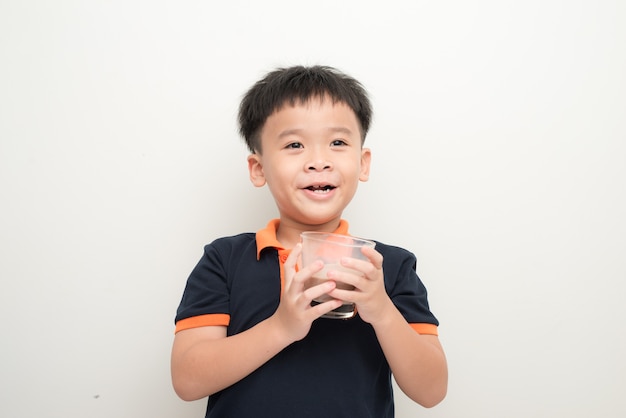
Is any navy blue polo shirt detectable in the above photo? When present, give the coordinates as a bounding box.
[175,219,439,417]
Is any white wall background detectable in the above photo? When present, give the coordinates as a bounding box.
[1,1,625,417]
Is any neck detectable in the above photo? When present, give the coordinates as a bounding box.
[276,218,343,249]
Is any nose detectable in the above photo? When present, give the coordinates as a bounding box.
[305,145,333,171]
[307,159,333,171]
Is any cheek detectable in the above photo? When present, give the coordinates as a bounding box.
[264,168,293,193]
[351,161,365,179]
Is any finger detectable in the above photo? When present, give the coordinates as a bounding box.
[360,246,383,269]
[304,279,337,302]
[284,243,302,273]
[326,267,361,288]
[327,287,357,304]
[309,298,344,318]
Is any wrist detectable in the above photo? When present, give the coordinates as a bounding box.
[264,313,299,348]
[363,297,398,329]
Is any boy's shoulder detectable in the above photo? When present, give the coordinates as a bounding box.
[372,239,415,257]
[204,232,257,253]
[372,239,419,268]
[211,231,256,243]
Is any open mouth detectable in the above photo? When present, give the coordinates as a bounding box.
[305,185,336,193]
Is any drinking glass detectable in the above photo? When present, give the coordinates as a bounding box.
[300,232,375,319]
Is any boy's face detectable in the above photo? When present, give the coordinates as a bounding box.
[247,96,371,232]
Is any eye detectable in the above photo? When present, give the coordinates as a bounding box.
[285,142,303,149]
[331,139,348,146]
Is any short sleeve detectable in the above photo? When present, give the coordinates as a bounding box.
[377,242,439,333]
[175,242,232,328]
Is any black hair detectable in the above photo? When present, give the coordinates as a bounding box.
[238,65,372,153]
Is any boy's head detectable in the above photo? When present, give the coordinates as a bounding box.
[238,65,372,154]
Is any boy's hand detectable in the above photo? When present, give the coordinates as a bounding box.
[326,246,393,325]
[271,243,343,343]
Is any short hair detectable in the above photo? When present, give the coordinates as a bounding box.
[238,65,372,153]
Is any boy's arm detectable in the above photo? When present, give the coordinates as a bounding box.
[171,318,288,401]
[370,305,448,408]
[171,244,343,401]
[326,246,448,407]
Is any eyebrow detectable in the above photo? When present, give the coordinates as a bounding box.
[278,126,354,138]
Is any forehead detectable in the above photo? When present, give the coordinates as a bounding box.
[262,96,360,135]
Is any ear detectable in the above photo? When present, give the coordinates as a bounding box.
[359,147,372,182]
[247,154,266,187]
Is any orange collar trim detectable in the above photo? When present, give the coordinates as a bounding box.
[256,219,350,260]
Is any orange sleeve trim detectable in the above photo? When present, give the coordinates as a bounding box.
[410,323,439,336]
[174,313,230,333]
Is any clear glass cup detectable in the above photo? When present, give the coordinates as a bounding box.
[300,232,375,319]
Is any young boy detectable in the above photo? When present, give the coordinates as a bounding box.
[171,65,447,417]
